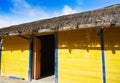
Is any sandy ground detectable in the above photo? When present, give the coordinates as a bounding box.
[30,76,54,83]
[0,75,54,83]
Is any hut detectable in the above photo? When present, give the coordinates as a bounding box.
[0,4,120,83]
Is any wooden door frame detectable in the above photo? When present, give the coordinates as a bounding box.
[32,34,56,80]
[32,37,41,80]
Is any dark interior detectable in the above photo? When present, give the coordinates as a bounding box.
[38,34,55,78]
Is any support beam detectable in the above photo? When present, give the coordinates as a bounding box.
[28,35,33,81]
[100,28,106,83]
[55,33,58,83]
[32,37,41,80]
[17,35,30,40]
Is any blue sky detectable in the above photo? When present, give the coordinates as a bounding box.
[0,0,120,28]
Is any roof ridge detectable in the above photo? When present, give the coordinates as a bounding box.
[104,3,120,8]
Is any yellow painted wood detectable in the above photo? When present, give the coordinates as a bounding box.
[104,28,120,83]
[58,29,102,83]
[1,36,29,80]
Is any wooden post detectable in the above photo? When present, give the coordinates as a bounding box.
[33,37,41,80]
[28,36,33,81]
[55,33,58,83]
[100,28,106,83]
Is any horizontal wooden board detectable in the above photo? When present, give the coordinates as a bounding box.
[1,36,29,80]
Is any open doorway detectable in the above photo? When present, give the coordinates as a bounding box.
[40,34,55,77]
[32,34,55,80]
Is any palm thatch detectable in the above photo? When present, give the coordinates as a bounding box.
[0,4,120,36]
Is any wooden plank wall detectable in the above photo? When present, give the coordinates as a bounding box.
[58,28,120,83]
[58,29,102,83]
[104,28,120,83]
[1,36,29,80]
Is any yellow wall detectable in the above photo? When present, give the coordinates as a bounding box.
[104,28,120,83]
[1,36,29,80]
[58,29,102,83]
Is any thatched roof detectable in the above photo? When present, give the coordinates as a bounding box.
[0,4,120,36]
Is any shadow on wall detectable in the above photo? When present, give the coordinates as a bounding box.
[104,27,120,54]
[1,36,30,80]
[2,36,29,52]
[58,27,120,54]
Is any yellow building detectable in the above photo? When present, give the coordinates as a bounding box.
[0,4,120,83]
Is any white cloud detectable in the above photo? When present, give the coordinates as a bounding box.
[0,17,9,28]
[0,0,50,28]
[13,0,31,9]
[0,0,78,28]
[11,0,49,20]
[0,15,24,28]
[62,5,77,15]
[52,5,78,17]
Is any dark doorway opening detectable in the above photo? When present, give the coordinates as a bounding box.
[38,34,55,78]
